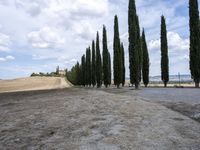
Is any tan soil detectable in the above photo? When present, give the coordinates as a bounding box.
[0,77,71,93]
[0,88,199,150]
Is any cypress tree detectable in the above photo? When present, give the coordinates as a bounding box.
[85,48,88,86]
[87,47,92,86]
[74,62,81,85]
[121,43,126,86]
[161,15,169,87]
[91,40,96,87]
[81,55,86,86]
[142,29,150,87]
[108,51,112,86]
[56,66,59,75]
[96,32,102,88]
[189,0,200,88]
[136,15,143,82]
[103,25,109,88]
[128,0,140,89]
[75,62,81,85]
[113,15,122,88]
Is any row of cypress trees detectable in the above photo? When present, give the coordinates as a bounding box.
[68,0,200,88]
[128,0,150,89]
[68,0,150,89]
[75,26,113,88]
[68,16,128,88]
[159,0,200,88]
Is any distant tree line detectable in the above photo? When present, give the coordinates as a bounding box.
[31,66,65,77]
[31,72,58,77]
[67,0,200,88]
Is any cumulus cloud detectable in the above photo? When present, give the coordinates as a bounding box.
[0,55,15,61]
[6,55,15,60]
[0,0,11,5]
[14,0,47,16]
[0,33,11,52]
[27,26,65,49]
[148,32,189,53]
[71,0,108,18]
[0,57,6,61]
[0,0,192,78]
[148,32,189,75]
[168,32,189,52]
[72,21,95,40]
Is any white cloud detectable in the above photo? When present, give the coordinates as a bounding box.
[0,55,15,62]
[148,32,189,52]
[72,21,95,40]
[0,33,11,52]
[14,0,46,17]
[149,40,160,51]
[27,26,65,49]
[0,57,6,61]
[0,0,192,78]
[148,32,189,75]
[71,0,109,18]
[168,32,189,52]
[6,55,15,60]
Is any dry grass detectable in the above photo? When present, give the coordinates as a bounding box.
[0,77,71,93]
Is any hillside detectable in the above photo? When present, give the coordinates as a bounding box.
[0,77,72,93]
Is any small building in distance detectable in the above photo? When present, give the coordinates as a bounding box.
[59,70,66,76]
[56,66,66,76]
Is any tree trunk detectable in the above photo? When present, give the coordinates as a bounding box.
[164,83,167,87]
[145,85,147,88]
[117,84,120,88]
[195,81,199,88]
[135,83,139,90]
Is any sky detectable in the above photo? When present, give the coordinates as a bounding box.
[0,0,198,79]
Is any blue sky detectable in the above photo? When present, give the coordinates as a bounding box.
[0,0,198,79]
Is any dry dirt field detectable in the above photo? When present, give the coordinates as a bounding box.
[0,77,71,93]
[0,87,199,150]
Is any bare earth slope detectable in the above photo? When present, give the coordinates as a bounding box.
[0,88,199,150]
[0,77,71,93]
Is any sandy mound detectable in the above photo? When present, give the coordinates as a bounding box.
[0,77,72,93]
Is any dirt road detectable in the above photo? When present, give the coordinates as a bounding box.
[0,88,199,150]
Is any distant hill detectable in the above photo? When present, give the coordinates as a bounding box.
[125,75,193,82]
[0,77,72,93]
[150,75,192,82]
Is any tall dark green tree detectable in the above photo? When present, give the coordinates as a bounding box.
[91,40,96,87]
[85,48,88,86]
[161,15,169,87]
[121,43,126,86]
[56,66,59,75]
[142,29,149,87]
[96,32,102,88]
[86,47,91,86]
[113,15,122,88]
[76,62,82,85]
[128,0,140,89]
[108,51,112,86]
[81,55,86,86]
[189,0,200,88]
[102,25,109,88]
[136,15,143,82]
